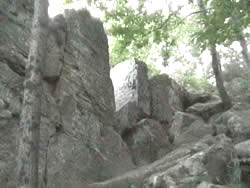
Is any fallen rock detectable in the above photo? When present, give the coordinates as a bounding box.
[186,101,224,121]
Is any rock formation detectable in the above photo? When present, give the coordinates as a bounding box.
[0,0,249,188]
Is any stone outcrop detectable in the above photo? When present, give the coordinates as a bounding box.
[111,59,151,134]
[0,0,250,187]
[0,1,134,187]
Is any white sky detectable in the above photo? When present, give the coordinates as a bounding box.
[48,0,191,18]
[48,0,103,18]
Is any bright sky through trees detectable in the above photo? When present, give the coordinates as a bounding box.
[48,0,248,81]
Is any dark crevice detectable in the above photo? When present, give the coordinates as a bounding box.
[3,58,25,77]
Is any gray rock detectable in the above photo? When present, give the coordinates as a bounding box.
[234,140,250,158]
[212,109,250,143]
[169,111,200,142]
[43,15,66,82]
[114,101,141,134]
[123,118,170,166]
[197,181,227,188]
[0,3,133,187]
[111,59,151,134]
[111,59,151,114]
[144,135,236,188]
[0,110,12,119]
[43,9,131,187]
[174,119,213,146]
[0,99,5,110]
[186,101,224,120]
[150,74,184,123]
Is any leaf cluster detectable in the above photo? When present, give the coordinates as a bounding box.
[101,0,183,64]
[191,0,250,51]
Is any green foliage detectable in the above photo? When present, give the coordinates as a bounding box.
[64,0,73,4]
[228,157,248,188]
[231,70,250,103]
[191,0,250,51]
[129,184,137,188]
[178,72,214,92]
[147,63,161,77]
[102,0,183,65]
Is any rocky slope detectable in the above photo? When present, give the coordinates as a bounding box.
[0,1,249,188]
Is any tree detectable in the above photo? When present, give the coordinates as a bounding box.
[194,0,232,108]
[202,0,250,67]
[16,0,49,187]
[92,0,182,65]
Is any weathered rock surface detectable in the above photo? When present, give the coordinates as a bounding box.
[186,101,224,121]
[150,74,184,123]
[1,0,250,188]
[88,135,238,188]
[211,108,250,143]
[234,140,250,158]
[111,59,151,114]
[169,111,212,145]
[122,119,171,167]
[111,59,151,134]
[0,1,134,187]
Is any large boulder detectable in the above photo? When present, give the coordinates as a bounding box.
[111,59,151,134]
[111,59,150,114]
[0,2,135,187]
[149,74,184,123]
[43,9,134,187]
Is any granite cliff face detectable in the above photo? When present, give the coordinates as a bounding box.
[0,1,134,187]
[0,1,250,188]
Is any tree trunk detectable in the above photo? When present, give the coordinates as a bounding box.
[238,34,250,67]
[16,0,49,188]
[197,0,232,109]
[210,46,232,109]
[231,11,250,67]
